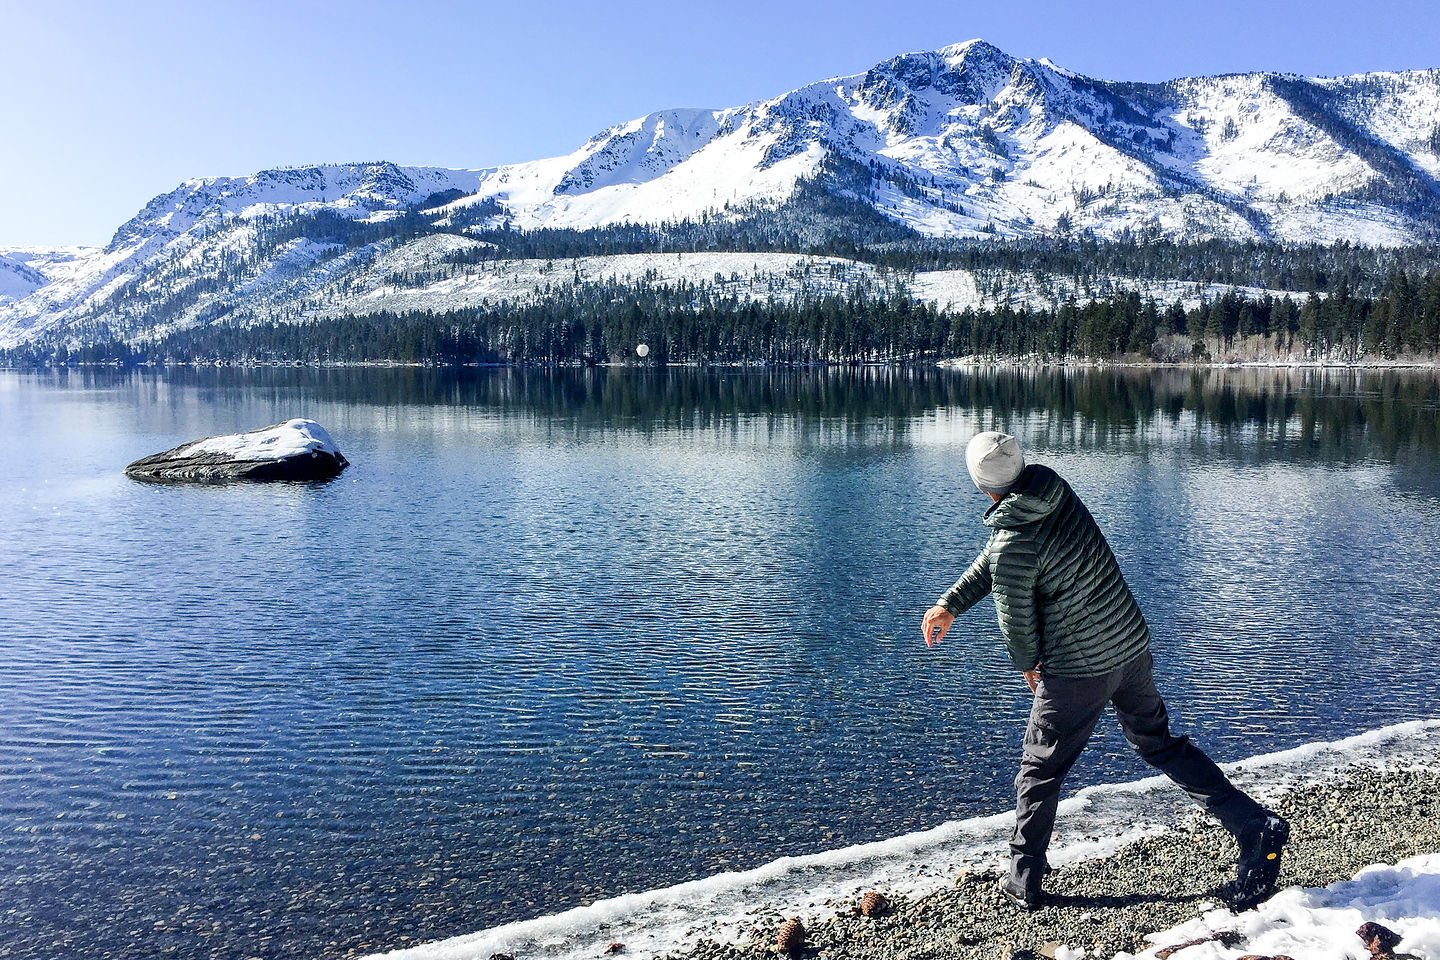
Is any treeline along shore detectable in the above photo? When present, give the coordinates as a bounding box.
[9,268,1440,368]
[6,207,1440,368]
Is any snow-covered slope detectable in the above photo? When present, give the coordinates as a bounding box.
[0,255,49,305]
[430,103,826,232]
[0,246,97,305]
[2,231,1303,347]
[300,242,1307,323]
[428,39,1440,245]
[105,162,486,255]
[3,40,1440,347]
[0,164,484,343]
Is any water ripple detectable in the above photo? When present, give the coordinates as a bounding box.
[1,367,1438,960]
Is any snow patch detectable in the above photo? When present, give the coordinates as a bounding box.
[180,419,341,462]
[1115,853,1440,960]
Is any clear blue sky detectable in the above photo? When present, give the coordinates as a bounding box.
[3,0,1438,247]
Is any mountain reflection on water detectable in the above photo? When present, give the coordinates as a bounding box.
[28,362,1440,457]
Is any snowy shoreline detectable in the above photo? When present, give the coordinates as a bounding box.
[653,761,1440,960]
[369,721,1440,960]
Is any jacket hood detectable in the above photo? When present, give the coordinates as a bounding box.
[983,463,1065,529]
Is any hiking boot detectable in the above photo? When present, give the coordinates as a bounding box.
[1222,813,1289,910]
[997,875,1044,912]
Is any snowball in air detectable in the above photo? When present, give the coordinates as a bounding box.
[636,344,650,358]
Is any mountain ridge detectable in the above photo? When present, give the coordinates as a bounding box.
[5,38,1440,348]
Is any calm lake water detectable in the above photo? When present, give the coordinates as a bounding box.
[2,365,1438,960]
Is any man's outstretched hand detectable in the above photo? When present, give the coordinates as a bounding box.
[921,605,954,648]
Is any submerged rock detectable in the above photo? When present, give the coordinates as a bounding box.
[125,419,349,484]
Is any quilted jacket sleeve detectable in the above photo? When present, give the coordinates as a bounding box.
[937,538,994,616]
[989,531,1041,670]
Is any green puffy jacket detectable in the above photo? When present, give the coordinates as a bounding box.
[936,463,1149,678]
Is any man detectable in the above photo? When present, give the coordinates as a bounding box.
[921,431,1288,912]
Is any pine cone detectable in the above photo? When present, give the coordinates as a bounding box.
[775,917,805,956]
[859,891,890,917]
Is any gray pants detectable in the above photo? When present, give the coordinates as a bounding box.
[1009,647,1265,893]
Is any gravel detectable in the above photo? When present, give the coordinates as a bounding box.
[657,761,1440,960]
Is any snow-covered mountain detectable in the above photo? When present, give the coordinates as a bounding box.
[428,38,1440,242]
[4,39,1440,347]
[0,163,486,344]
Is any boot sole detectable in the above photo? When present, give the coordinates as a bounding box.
[1225,817,1290,910]
[1251,818,1290,889]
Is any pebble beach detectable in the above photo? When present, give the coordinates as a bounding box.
[659,761,1440,960]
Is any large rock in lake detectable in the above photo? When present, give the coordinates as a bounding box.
[125,419,350,484]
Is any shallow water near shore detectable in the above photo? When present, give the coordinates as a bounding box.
[370,720,1440,960]
[1,365,1438,960]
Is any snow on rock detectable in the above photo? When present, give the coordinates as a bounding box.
[184,418,343,461]
[124,419,349,484]
[1112,853,1440,960]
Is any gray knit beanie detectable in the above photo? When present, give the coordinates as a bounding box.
[966,431,1024,496]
